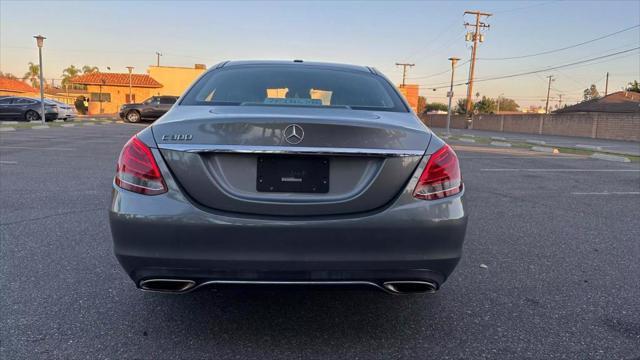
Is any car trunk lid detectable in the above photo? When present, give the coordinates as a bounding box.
[153,106,431,216]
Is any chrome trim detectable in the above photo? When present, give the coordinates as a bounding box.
[157,144,424,157]
[382,281,438,294]
[139,279,196,293]
[139,280,394,294]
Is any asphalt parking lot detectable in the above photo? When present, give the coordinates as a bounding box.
[1,123,639,359]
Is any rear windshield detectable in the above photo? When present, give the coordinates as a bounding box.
[181,65,407,112]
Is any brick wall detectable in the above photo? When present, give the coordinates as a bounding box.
[420,113,640,142]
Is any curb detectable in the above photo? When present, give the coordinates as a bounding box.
[576,144,603,151]
[61,124,76,128]
[1,121,19,125]
[32,125,49,130]
[590,153,631,163]
[531,146,559,154]
[458,137,476,143]
[0,127,16,132]
[527,140,546,145]
[491,136,507,141]
[490,141,512,147]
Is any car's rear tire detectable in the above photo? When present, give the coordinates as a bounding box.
[125,110,141,123]
[25,110,40,122]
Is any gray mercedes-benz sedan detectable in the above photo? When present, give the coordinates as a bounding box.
[109,60,467,295]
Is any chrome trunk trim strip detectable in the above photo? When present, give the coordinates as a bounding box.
[157,144,424,157]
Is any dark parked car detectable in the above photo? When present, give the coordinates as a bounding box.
[119,96,178,123]
[0,96,58,121]
[109,60,467,295]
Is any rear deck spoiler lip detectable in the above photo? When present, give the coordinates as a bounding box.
[157,144,426,158]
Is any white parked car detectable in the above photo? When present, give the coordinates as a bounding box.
[45,99,77,120]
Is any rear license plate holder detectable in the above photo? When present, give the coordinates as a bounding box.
[257,156,329,193]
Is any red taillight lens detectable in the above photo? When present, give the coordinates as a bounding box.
[115,136,167,195]
[413,144,462,200]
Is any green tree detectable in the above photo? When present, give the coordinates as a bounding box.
[424,102,449,113]
[626,80,640,93]
[475,96,497,114]
[23,62,40,88]
[61,65,81,86]
[455,98,469,114]
[496,97,519,112]
[82,65,99,74]
[583,84,600,101]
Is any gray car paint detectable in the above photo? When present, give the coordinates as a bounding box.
[109,61,466,293]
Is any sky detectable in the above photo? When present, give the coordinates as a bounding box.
[1,0,639,108]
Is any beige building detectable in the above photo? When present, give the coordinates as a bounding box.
[147,64,206,96]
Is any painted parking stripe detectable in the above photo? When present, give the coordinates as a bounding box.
[481,169,640,172]
[0,146,75,151]
[572,192,640,195]
[0,160,18,165]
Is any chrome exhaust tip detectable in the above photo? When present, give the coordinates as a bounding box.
[382,281,438,294]
[139,279,196,293]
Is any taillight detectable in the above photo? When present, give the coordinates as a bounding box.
[115,136,167,195]
[413,144,462,200]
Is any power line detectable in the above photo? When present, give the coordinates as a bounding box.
[419,47,639,89]
[479,24,640,60]
[407,59,470,80]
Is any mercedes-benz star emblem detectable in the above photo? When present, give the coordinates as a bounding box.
[284,124,304,144]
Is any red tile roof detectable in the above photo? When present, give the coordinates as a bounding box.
[0,77,38,93]
[70,72,162,88]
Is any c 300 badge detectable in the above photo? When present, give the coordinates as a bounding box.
[162,134,193,141]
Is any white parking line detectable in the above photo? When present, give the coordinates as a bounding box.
[572,192,640,195]
[481,169,640,172]
[0,146,75,151]
[0,160,18,165]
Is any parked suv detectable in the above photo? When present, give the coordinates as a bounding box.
[119,96,178,123]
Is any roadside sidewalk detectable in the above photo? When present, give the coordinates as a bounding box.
[431,127,640,157]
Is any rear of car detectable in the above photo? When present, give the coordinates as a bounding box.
[109,61,467,295]
[45,99,76,120]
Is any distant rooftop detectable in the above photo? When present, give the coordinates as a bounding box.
[70,72,162,88]
[554,91,640,114]
[0,76,37,93]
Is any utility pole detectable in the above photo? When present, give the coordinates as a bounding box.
[446,57,460,135]
[464,10,491,116]
[545,75,554,114]
[395,63,415,87]
[496,93,504,114]
[155,51,163,67]
[604,72,609,96]
[557,94,563,109]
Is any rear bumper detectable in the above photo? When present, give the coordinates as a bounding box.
[109,185,467,291]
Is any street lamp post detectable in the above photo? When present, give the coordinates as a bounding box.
[99,79,106,114]
[34,35,46,125]
[126,66,134,103]
[446,57,460,136]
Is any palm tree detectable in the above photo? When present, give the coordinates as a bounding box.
[82,65,99,74]
[61,65,80,86]
[23,62,40,88]
[627,80,640,93]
